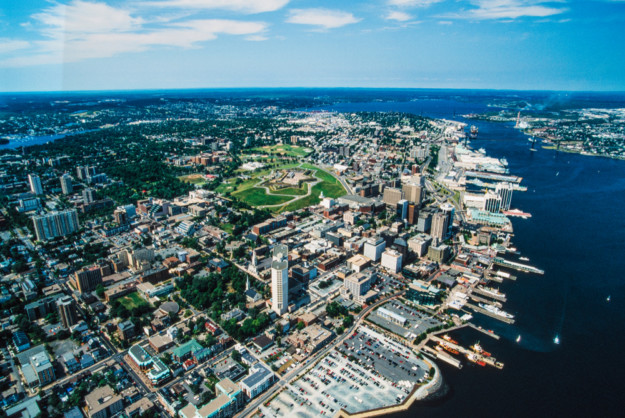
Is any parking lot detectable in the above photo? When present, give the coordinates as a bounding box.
[263,325,426,417]
[368,300,442,340]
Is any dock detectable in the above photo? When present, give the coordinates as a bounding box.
[465,302,515,324]
[472,287,507,302]
[469,293,503,308]
[421,346,463,369]
[430,336,503,369]
[468,324,500,340]
[492,257,544,275]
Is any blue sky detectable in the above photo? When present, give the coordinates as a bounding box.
[1,0,624,92]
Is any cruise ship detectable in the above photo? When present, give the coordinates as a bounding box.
[479,303,515,319]
[477,286,506,299]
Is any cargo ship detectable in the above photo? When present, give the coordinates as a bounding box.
[479,303,515,319]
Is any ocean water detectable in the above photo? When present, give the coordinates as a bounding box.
[317,96,625,417]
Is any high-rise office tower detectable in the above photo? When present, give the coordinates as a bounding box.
[57,296,78,328]
[32,209,80,241]
[383,187,404,206]
[271,244,289,316]
[440,203,455,239]
[402,182,424,206]
[28,174,43,195]
[60,173,73,195]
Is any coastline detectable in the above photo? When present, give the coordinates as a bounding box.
[335,358,445,418]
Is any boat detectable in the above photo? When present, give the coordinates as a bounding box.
[554,335,560,345]
[471,342,491,357]
[500,157,508,166]
[466,353,485,366]
[440,343,460,355]
[477,286,506,299]
[479,303,515,319]
[442,334,458,344]
[556,172,560,176]
[470,125,478,139]
[519,256,529,261]
[607,295,611,302]
[516,335,521,343]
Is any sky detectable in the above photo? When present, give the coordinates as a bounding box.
[1,0,624,92]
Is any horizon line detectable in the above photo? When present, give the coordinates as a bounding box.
[2,86,625,95]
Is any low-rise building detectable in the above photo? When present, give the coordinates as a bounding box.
[84,386,123,418]
[239,363,275,400]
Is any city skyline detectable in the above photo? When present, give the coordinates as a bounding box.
[2,0,625,92]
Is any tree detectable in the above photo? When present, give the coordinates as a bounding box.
[95,284,105,298]
[231,350,242,363]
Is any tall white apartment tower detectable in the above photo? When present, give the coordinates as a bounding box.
[271,244,289,316]
[28,174,43,195]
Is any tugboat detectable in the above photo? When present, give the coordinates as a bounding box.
[442,334,458,344]
[439,342,460,355]
[470,125,478,139]
[471,342,491,357]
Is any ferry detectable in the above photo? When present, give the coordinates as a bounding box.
[477,286,506,299]
[471,342,491,357]
[442,334,458,344]
[479,303,515,319]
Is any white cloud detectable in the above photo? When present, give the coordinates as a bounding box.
[1,1,267,67]
[387,0,443,7]
[286,8,361,29]
[0,39,31,54]
[385,11,413,21]
[142,0,290,14]
[448,0,567,20]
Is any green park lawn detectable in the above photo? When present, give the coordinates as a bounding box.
[119,292,150,310]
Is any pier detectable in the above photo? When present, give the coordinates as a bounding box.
[468,324,500,340]
[430,335,504,369]
[421,346,463,369]
[465,302,515,324]
[492,257,544,275]
[469,293,503,308]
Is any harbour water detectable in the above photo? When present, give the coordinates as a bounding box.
[318,95,625,417]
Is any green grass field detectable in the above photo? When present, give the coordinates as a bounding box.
[233,187,293,206]
[271,186,308,196]
[178,174,208,185]
[252,144,313,157]
[271,165,347,212]
[119,292,150,310]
